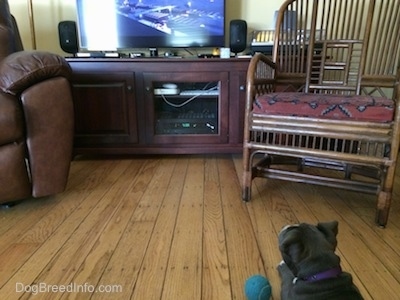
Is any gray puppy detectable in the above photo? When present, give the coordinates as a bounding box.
[278,221,363,299]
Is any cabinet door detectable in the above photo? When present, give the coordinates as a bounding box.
[143,71,229,145]
[71,72,138,147]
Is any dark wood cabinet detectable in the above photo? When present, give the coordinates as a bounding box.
[67,58,249,154]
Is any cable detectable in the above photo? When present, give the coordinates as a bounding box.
[160,85,219,108]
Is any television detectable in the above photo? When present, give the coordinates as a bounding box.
[75,0,226,51]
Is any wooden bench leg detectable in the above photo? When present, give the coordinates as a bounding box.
[375,191,391,227]
[242,148,252,201]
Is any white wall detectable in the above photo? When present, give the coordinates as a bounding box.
[10,0,76,53]
[9,0,285,55]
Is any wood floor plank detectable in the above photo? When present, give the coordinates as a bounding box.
[23,159,138,300]
[202,155,231,300]
[59,158,148,300]
[0,154,398,300]
[244,187,286,300]
[0,243,40,287]
[327,188,400,281]
[250,179,310,300]
[0,158,90,236]
[0,159,100,245]
[90,157,168,299]
[0,159,135,299]
[161,156,204,300]
[0,160,117,285]
[130,157,187,300]
[218,156,265,300]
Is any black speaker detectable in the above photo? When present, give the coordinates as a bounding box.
[229,19,247,54]
[58,21,78,54]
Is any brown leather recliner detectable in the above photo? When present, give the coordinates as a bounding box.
[0,0,74,204]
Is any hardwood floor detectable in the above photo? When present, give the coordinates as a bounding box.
[0,154,399,299]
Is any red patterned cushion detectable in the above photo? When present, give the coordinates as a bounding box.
[254,92,394,122]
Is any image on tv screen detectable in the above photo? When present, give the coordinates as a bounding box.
[76,0,225,50]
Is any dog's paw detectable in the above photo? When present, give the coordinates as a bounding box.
[277,261,287,273]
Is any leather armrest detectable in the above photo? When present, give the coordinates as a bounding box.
[21,77,74,197]
[0,51,71,96]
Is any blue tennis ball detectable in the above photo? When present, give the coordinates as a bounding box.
[244,274,272,300]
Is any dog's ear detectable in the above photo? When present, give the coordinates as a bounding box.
[279,229,304,275]
[317,221,338,249]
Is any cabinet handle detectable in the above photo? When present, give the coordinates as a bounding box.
[239,85,245,91]
[145,86,151,92]
[127,85,133,91]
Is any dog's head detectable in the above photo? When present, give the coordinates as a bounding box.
[278,221,340,277]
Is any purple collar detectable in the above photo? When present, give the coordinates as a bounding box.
[302,266,343,282]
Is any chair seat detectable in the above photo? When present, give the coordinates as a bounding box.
[254,92,394,123]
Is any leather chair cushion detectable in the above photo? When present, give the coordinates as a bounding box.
[0,92,23,145]
[254,92,394,123]
[0,51,71,96]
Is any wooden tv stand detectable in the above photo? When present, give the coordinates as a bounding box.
[67,57,250,155]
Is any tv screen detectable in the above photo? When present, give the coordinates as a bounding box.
[76,0,226,51]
